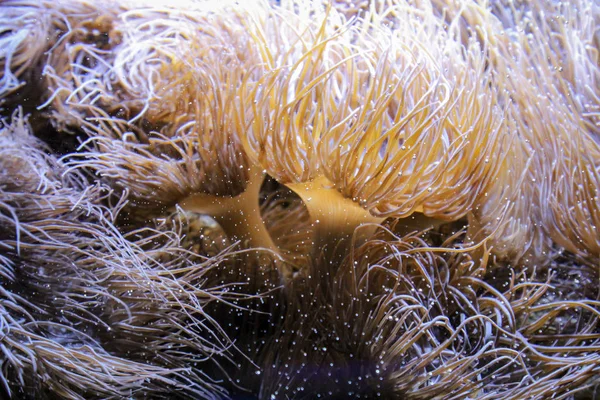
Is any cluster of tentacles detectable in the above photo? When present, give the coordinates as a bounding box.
[0,0,598,399]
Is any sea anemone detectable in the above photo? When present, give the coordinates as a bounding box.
[258,226,600,398]
[0,110,275,397]
[1,0,599,398]
[464,0,600,268]
[240,2,505,263]
[38,0,290,270]
[0,1,52,109]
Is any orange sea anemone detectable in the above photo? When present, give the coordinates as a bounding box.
[240,2,506,262]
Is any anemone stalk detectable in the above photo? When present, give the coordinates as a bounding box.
[286,176,384,262]
[181,166,280,260]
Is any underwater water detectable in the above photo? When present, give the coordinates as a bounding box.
[0,0,599,399]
